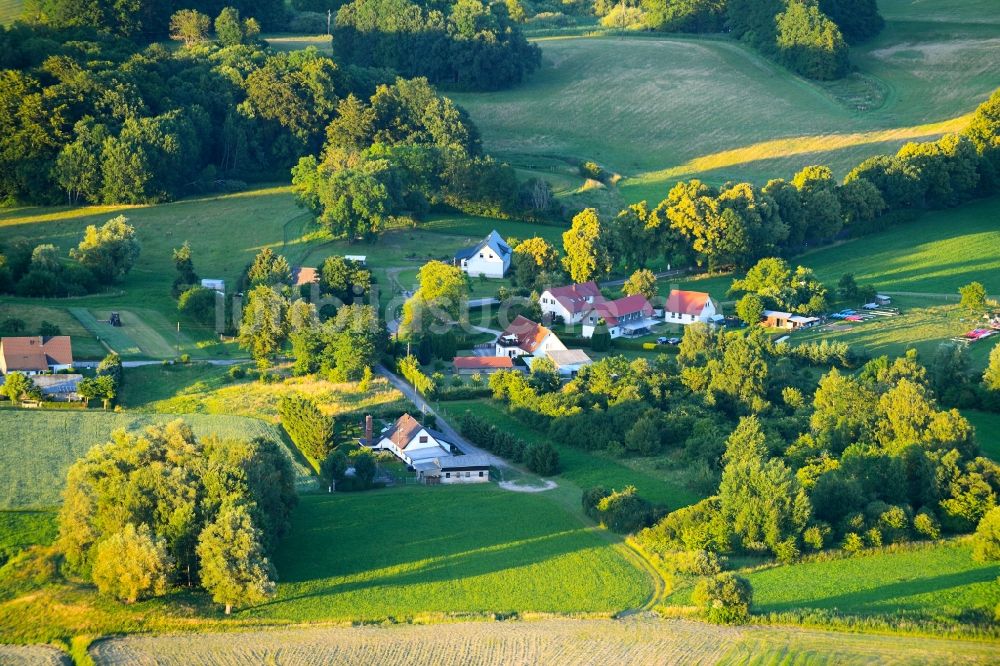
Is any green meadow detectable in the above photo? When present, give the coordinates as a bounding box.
[746,540,1000,626]
[964,410,1000,462]
[251,486,651,621]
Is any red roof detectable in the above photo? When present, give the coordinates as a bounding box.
[0,336,73,373]
[499,315,552,353]
[589,295,653,326]
[546,282,604,314]
[453,356,514,369]
[666,290,712,316]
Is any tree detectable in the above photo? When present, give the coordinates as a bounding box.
[400,261,468,338]
[972,507,1000,562]
[529,356,561,393]
[78,374,116,410]
[984,344,1000,392]
[775,1,849,80]
[562,208,611,283]
[1,372,39,404]
[692,573,753,624]
[320,256,370,304]
[92,523,172,603]
[735,293,764,326]
[216,7,252,47]
[197,504,276,615]
[959,281,987,311]
[278,394,335,460]
[248,248,292,288]
[838,273,858,301]
[170,9,212,46]
[238,286,289,369]
[327,304,383,380]
[321,451,349,492]
[512,237,559,289]
[838,177,886,226]
[623,269,658,301]
[172,241,198,287]
[178,287,217,327]
[352,450,377,488]
[70,216,140,283]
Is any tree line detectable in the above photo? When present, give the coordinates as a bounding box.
[0,215,139,296]
[621,0,883,80]
[332,0,541,91]
[58,420,297,613]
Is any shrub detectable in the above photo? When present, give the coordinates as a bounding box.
[802,523,830,551]
[178,286,218,326]
[525,441,559,475]
[228,365,246,380]
[864,527,883,548]
[660,549,722,576]
[913,509,941,540]
[692,573,753,624]
[972,506,1000,562]
[594,485,656,534]
[773,537,801,563]
[39,321,61,337]
[842,532,864,553]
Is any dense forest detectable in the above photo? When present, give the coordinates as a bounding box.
[332,0,541,91]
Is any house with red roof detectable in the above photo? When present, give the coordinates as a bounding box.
[452,356,515,375]
[581,294,656,339]
[367,413,490,484]
[539,281,605,324]
[495,315,566,358]
[0,336,74,375]
[664,289,720,326]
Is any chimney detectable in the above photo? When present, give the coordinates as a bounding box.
[365,415,373,447]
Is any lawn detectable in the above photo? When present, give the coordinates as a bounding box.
[250,486,651,621]
[745,540,1000,626]
[964,410,1000,462]
[0,302,106,359]
[444,399,703,509]
[0,410,315,509]
[0,510,57,552]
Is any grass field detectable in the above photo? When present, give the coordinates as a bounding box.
[248,486,650,621]
[89,616,1000,665]
[745,540,1000,626]
[444,399,703,509]
[0,510,57,551]
[0,410,315,509]
[452,1,1000,206]
[964,410,1000,462]
[0,0,20,24]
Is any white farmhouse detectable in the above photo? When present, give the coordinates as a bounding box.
[539,281,604,324]
[454,230,512,278]
[495,315,567,358]
[369,413,456,466]
[664,289,720,326]
[581,295,656,339]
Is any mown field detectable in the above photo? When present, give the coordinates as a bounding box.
[453,0,1000,206]
[964,410,1000,462]
[746,540,1000,627]
[0,0,20,25]
[444,399,703,509]
[0,410,314,509]
[89,616,1000,665]
[248,486,650,621]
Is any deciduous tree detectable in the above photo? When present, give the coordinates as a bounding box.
[92,523,172,603]
[197,504,276,615]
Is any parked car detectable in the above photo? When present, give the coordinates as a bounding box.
[667,337,680,345]
[656,336,668,344]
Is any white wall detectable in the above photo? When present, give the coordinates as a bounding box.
[462,250,508,278]
[539,292,577,324]
[441,469,490,484]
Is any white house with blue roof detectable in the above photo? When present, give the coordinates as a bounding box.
[454,230,511,278]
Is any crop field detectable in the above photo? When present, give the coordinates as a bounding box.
[90,615,1000,665]
[452,1,1000,206]
[0,410,314,509]
[0,0,20,25]
[248,486,651,621]
[745,540,1000,626]
[444,400,703,509]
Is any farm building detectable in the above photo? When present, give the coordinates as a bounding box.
[343,255,367,265]
[664,290,720,326]
[201,278,225,293]
[539,281,604,324]
[414,454,491,484]
[546,349,593,376]
[29,374,83,401]
[367,413,458,467]
[453,356,515,375]
[291,266,318,287]
[581,295,656,339]
[496,316,567,358]
[763,310,820,330]
[0,336,73,375]
[454,230,512,278]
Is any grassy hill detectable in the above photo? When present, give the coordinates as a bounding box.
[453,0,1000,207]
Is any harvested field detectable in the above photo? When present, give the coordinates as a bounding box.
[0,645,69,665]
[89,616,1000,665]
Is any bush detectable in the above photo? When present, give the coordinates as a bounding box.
[178,286,218,326]
[39,321,61,337]
[802,523,830,551]
[842,532,864,553]
[525,441,559,475]
[972,506,1000,562]
[91,523,172,604]
[913,509,941,540]
[228,365,246,380]
[660,549,722,576]
[692,573,753,624]
[594,485,657,534]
